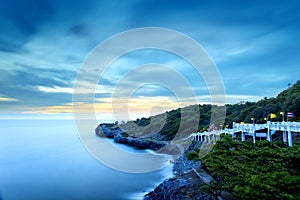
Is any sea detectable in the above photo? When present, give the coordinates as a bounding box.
[0,119,173,200]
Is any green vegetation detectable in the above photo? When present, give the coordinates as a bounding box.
[117,80,300,141]
[186,150,200,161]
[202,135,300,199]
[119,105,202,141]
[225,80,300,125]
[121,132,129,137]
[104,81,300,199]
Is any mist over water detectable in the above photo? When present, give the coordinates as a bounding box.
[0,120,172,200]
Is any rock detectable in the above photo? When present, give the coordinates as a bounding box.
[96,124,217,200]
[144,171,215,200]
[173,155,201,176]
[95,124,167,151]
[144,143,216,200]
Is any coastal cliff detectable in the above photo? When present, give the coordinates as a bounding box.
[95,123,167,151]
[144,154,216,200]
[95,123,217,199]
[94,81,300,199]
[95,124,217,199]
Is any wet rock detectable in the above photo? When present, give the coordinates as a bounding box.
[144,171,215,200]
[95,124,166,151]
[173,155,201,176]
[144,145,216,200]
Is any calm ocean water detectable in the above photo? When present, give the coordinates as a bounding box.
[0,120,172,200]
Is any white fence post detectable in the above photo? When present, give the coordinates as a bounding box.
[267,121,271,142]
[287,122,293,147]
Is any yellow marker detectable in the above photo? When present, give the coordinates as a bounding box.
[270,113,277,118]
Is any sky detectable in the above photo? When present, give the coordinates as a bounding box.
[0,0,299,121]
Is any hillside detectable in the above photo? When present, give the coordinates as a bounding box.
[99,81,300,199]
[113,80,300,141]
[202,135,300,200]
[225,80,300,125]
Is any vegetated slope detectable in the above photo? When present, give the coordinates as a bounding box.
[202,136,300,200]
[119,105,204,141]
[225,80,300,125]
[116,80,300,141]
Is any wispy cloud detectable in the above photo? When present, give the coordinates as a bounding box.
[37,86,74,94]
[0,97,19,102]
[22,96,191,120]
[0,0,299,116]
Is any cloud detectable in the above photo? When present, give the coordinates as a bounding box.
[68,24,90,37]
[0,0,54,52]
[0,97,19,102]
[0,0,300,116]
[0,67,73,109]
[23,96,190,120]
[38,84,110,95]
[37,86,74,94]
[22,93,260,120]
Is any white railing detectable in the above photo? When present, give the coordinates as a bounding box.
[190,130,225,143]
[191,121,300,147]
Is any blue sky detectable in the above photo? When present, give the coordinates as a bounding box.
[0,0,299,120]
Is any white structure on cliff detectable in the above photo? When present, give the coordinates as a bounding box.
[191,121,300,147]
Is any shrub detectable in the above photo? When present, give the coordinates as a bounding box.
[186,151,200,161]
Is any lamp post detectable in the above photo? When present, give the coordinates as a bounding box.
[251,117,255,125]
[280,112,285,122]
[251,117,256,143]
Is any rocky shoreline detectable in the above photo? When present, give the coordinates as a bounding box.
[144,155,215,200]
[95,123,218,200]
[95,123,167,151]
